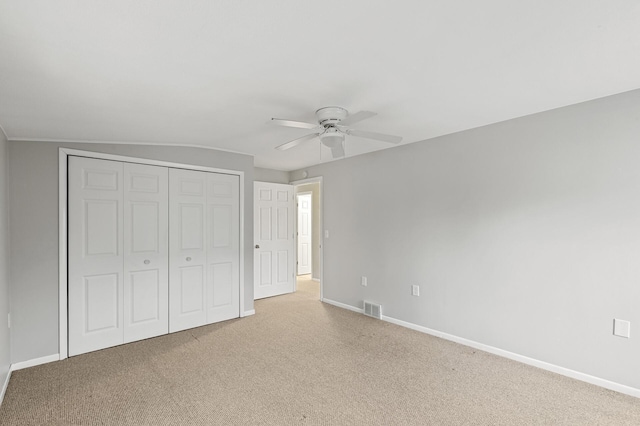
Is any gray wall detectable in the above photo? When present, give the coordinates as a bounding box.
[295,183,321,281]
[292,89,640,390]
[9,141,254,363]
[254,167,290,184]
[0,130,10,391]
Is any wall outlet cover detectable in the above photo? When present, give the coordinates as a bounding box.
[412,285,420,296]
[613,319,630,338]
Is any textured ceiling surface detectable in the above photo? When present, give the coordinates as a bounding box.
[1,1,640,170]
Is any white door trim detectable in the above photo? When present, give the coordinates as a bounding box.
[58,147,245,360]
[289,177,323,301]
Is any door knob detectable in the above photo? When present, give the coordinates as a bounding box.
[255,244,260,249]
[144,260,150,265]
[186,257,192,262]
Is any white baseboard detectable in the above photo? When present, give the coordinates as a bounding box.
[1,354,59,406]
[312,278,320,282]
[242,309,255,317]
[322,298,640,399]
[322,298,363,314]
[10,354,59,372]
[0,369,11,407]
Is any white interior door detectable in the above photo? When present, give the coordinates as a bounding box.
[123,163,169,343]
[297,193,312,275]
[68,157,124,356]
[205,173,240,324]
[254,182,295,300]
[169,168,207,332]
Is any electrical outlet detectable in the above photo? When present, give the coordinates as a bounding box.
[324,230,329,238]
[412,285,420,296]
[361,276,367,287]
[613,319,630,338]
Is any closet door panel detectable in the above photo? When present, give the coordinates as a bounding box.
[68,157,124,356]
[70,158,241,354]
[206,174,240,323]
[169,169,207,332]
[123,163,169,343]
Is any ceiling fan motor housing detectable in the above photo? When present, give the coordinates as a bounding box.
[316,106,348,126]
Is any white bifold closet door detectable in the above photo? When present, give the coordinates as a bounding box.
[69,157,240,356]
[123,163,169,344]
[169,168,240,333]
[68,157,169,356]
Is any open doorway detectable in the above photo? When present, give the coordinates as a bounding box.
[292,178,323,300]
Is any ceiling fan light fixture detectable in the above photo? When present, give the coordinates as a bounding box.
[318,128,344,148]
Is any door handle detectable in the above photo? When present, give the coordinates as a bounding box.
[144,260,150,265]
[186,257,192,262]
[255,244,260,249]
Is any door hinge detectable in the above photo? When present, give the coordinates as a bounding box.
[7,313,10,329]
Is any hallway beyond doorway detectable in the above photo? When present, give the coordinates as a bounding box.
[296,274,319,299]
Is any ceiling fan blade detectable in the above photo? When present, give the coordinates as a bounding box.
[331,143,345,158]
[270,118,319,130]
[347,129,403,144]
[338,111,377,126]
[275,133,319,151]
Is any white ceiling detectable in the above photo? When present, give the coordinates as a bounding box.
[1,1,640,171]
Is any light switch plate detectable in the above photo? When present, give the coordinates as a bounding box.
[613,319,630,338]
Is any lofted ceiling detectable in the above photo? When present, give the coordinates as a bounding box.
[1,1,640,171]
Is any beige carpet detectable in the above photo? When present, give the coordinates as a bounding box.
[1,275,639,425]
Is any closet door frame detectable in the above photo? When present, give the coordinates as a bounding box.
[58,148,246,360]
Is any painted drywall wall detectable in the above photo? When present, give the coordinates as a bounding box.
[254,167,290,184]
[292,89,640,390]
[295,183,321,280]
[0,130,10,394]
[8,141,254,363]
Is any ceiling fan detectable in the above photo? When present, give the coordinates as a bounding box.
[270,106,403,158]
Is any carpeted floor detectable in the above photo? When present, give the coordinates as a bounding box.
[1,275,639,425]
